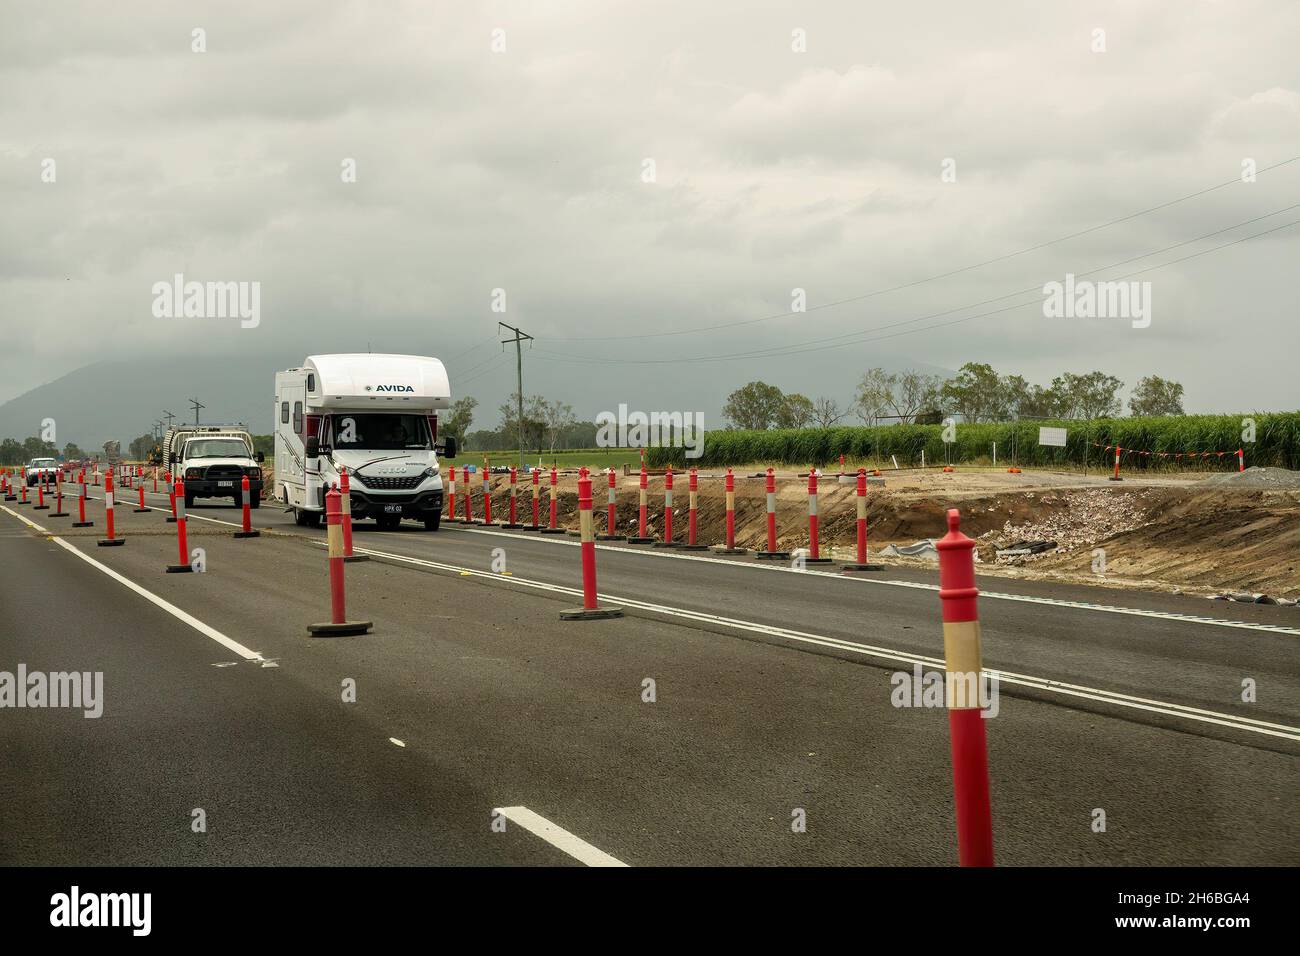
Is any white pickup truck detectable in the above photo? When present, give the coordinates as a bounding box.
[26,457,60,486]
[162,425,265,509]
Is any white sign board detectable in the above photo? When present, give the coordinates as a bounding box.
[1038,426,1067,448]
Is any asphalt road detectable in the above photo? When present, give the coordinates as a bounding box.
[1,487,1296,865]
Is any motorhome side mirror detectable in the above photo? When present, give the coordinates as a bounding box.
[305,437,320,458]
[255,451,265,463]
[441,436,457,460]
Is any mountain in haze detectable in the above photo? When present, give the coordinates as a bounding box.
[0,356,295,450]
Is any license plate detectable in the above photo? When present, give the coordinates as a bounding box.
[217,481,233,487]
[383,504,403,514]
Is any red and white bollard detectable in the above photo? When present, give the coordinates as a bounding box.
[842,468,884,571]
[1,470,13,501]
[596,467,619,540]
[153,468,158,493]
[936,509,995,867]
[19,473,28,505]
[51,473,69,517]
[33,478,48,510]
[654,466,679,547]
[74,471,93,527]
[559,469,624,620]
[97,471,124,547]
[1109,445,1123,481]
[713,467,746,554]
[1237,447,1245,473]
[93,466,100,487]
[307,485,373,635]
[446,465,458,522]
[234,474,261,540]
[481,470,496,526]
[541,467,564,534]
[627,463,654,543]
[463,466,474,522]
[503,466,523,528]
[166,471,178,523]
[756,467,790,559]
[531,467,541,530]
[134,481,148,512]
[682,467,707,550]
[336,471,366,559]
[803,469,832,564]
[165,480,193,572]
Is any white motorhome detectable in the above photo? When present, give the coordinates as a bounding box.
[274,354,455,530]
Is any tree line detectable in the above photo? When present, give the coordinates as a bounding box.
[722,364,1186,429]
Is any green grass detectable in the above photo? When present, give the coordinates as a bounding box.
[444,447,645,470]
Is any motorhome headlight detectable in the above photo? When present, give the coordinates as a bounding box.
[423,465,438,477]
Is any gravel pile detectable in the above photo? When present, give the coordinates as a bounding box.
[979,489,1157,560]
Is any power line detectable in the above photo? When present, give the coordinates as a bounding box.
[530,216,1300,366]
[539,154,1300,343]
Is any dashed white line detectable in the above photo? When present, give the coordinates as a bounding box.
[2,505,267,663]
[495,806,628,867]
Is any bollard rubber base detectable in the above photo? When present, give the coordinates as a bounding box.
[97,539,125,547]
[233,530,262,539]
[559,606,625,621]
[342,553,370,563]
[595,533,621,540]
[653,540,681,548]
[133,507,149,513]
[755,550,791,560]
[711,546,747,554]
[166,516,177,523]
[3,496,15,502]
[1108,476,1123,481]
[50,511,69,517]
[165,564,194,573]
[307,620,373,636]
[681,544,710,551]
[841,562,885,571]
[73,521,94,528]
[501,523,524,529]
[33,505,48,510]
[802,557,834,564]
[565,529,581,537]
[625,536,655,544]
[540,527,566,535]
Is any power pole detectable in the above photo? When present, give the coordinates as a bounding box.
[162,409,176,431]
[498,322,533,473]
[189,397,205,425]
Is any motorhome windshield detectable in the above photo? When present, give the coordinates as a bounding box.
[185,438,250,459]
[328,414,430,451]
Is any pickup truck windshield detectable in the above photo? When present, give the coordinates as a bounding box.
[329,414,430,451]
[185,439,251,459]
[30,459,56,468]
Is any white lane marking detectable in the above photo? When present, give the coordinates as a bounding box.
[434,524,1300,636]
[2,505,267,663]
[390,738,406,748]
[495,806,628,867]
[339,541,1300,742]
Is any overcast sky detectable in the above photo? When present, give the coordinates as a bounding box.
[2,0,1297,426]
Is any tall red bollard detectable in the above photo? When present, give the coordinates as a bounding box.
[481,470,496,526]
[531,468,541,530]
[2,470,13,502]
[596,468,619,540]
[234,475,262,540]
[713,467,746,554]
[446,465,459,522]
[165,471,178,523]
[803,469,832,563]
[50,473,69,517]
[756,467,790,559]
[336,470,367,558]
[97,471,124,546]
[1237,448,1244,473]
[627,463,654,543]
[502,466,523,528]
[936,509,995,867]
[654,466,680,547]
[165,480,193,572]
[682,467,708,550]
[461,466,473,522]
[559,470,624,620]
[842,468,884,571]
[33,479,48,510]
[1109,445,1123,481]
[133,482,148,512]
[308,486,373,636]
[74,472,93,527]
[19,474,28,505]
[541,467,564,534]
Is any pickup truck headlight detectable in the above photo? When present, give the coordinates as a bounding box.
[185,468,202,479]
[245,467,261,479]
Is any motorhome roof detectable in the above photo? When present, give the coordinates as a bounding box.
[301,353,451,410]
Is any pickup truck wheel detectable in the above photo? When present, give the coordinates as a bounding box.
[249,491,261,509]
[423,514,441,531]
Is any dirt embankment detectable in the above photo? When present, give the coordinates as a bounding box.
[477,467,1300,598]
